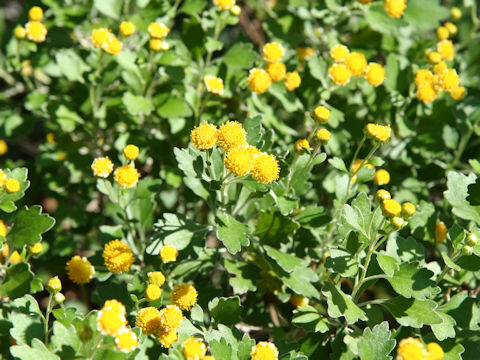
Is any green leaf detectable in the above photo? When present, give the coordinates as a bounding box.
[122,92,154,116]
[55,49,89,83]
[328,157,348,173]
[376,254,399,277]
[263,245,308,273]
[1,262,35,300]
[10,310,44,345]
[55,105,84,132]
[431,310,456,341]
[244,115,263,146]
[382,297,442,328]
[51,321,82,357]
[292,305,329,333]
[93,0,123,19]
[445,172,480,225]
[10,339,61,360]
[322,282,367,324]
[441,252,461,271]
[282,267,320,299]
[156,94,193,118]
[255,212,300,245]
[224,259,258,294]
[386,236,425,263]
[208,297,242,325]
[216,214,250,254]
[308,56,327,86]
[324,248,359,278]
[386,262,440,300]
[294,207,331,228]
[357,322,396,360]
[404,0,449,31]
[365,4,406,35]
[223,43,256,68]
[275,195,299,216]
[9,205,55,248]
[179,0,207,15]
[210,338,233,360]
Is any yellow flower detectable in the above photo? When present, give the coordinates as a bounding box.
[104,299,126,314]
[90,28,110,48]
[382,199,402,217]
[47,276,62,293]
[414,70,434,86]
[204,356,216,360]
[30,242,43,255]
[54,293,65,304]
[313,106,330,124]
[384,0,407,18]
[295,139,310,153]
[428,52,442,64]
[449,85,466,100]
[91,156,114,178]
[345,52,367,76]
[251,341,279,360]
[66,256,95,284]
[119,21,136,37]
[396,337,428,360]
[437,40,455,61]
[183,337,207,360]
[374,169,390,185]
[284,71,301,91]
[148,271,165,287]
[25,21,47,42]
[104,34,122,55]
[217,121,248,151]
[103,239,134,274]
[114,165,141,189]
[213,0,236,10]
[0,170,6,187]
[330,44,349,62]
[364,63,385,87]
[426,342,444,360]
[352,159,374,173]
[252,153,280,184]
[248,68,272,94]
[204,75,224,95]
[262,42,285,63]
[148,22,170,39]
[29,6,44,21]
[10,251,22,264]
[145,284,162,301]
[440,68,460,90]
[365,123,391,142]
[450,7,462,21]
[224,146,256,176]
[171,283,198,310]
[266,62,286,82]
[115,329,139,353]
[123,144,139,161]
[402,202,416,217]
[136,307,161,335]
[316,129,331,144]
[433,61,447,75]
[14,26,27,40]
[435,221,448,243]
[157,328,178,348]
[149,39,169,51]
[190,122,218,150]
[290,294,309,307]
[296,47,315,61]
[436,26,449,40]
[0,243,9,264]
[5,179,20,193]
[445,22,458,36]
[0,220,6,237]
[160,245,178,263]
[98,308,127,336]
[328,63,352,85]
[417,83,437,103]
[159,305,184,331]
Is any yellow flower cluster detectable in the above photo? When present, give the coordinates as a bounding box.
[119,21,136,37]
[160,245,178,263]
[183,337,214,360]
[90,28,122,55]
[135,304,183,347]
[376,188,415,229]
[290,294,309,307]
[148,22,170,51]
[171,283,198,310]
[396,338,444,360]
[0,170,21,194]
[214,0,236,11]
[329,45,385,87]
[365,123,391,143]
[384,0,407,18]
[65,255,95,284]
[251,341,279,360]
[144,271,165,301]
[14,7,47,42]
[204,75,224,95]
[102,239,135,274]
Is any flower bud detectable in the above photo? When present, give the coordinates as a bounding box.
[392,216,406,229]
[376,189,391,202]
[14,26,27,39]
[466,233,478,246]
[230,4,241,16]
[463,245,473,256]
[450,7,461,21]
[54,293,65,304]
[47,276,62,293]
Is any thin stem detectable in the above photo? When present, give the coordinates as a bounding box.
[448,116,480,171]
[232,192,254,216]
[436,251,460,284]
[351,242,375,302]
[287,143,322,192]
[44,294,53,345]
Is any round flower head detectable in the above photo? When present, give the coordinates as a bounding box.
[30,242,43,255]
[104,34,122,55]
[382,199,402,217]
[313,106,330,124]
[90,28,110,48]
[330,44,349,62]
[251,341,279,360]
[467,233,479,246]
[224,146,256,176]
[114,165,141,189]
[190,122,218,150]
[345,52,367,76]
[384,0,407,18]
[435,221,448,243]
[54,293,65,304]
[295,139,310,153]
[437,26,449,40]
[119,21,136,37]
[0,220,6,238]
[25,21,47,42]
[445,22,458,35]
[136,307,161,335]
[157,328,178,348]
[14,26,27,39]
[115,329,139,353]
[217,121,248,151]
[104,299,126,314]
[426,342,444,360]
[66,256,95,284]
[159,305,184,331]
[183,337,207,360]
[123,144,139,161]
[392,216,406,229]
[252,153,280,184]
[204,75,224,95]
[102,239,134,274]
[414,69,434,86]
[91,156,114,178]
[248,68,272,94]
[296,47,315,61]
[160,245,178,263]
[97,308,127,336]
[396,338,428,360]
[437,40,455,60]
[262,42,285,63]
[450,85,466,100]
[29,6,44,21]
[417,83,437,103]
[10,251,21,263]
[328,63,352,85]
[433,61,447,75]
[148,22,170,39]
[352,159,374,173]
[440,68,460,90]
[451,7,461,20]
[213,0,236,10]
[290,294,309,307]
[47,276,62,293]
[148,271,165,287]
[5,179,20,193]
[150,39,169,51]
[284,71,301,91]
[374,169,390,185]
[266,62,286,82]
[365,63,385,87]
[145,284,162,301]
[365,123,391,143]
[428,51,442,64]
[171,283,198,310]
[316,129,331,144]
[402,202,416,217]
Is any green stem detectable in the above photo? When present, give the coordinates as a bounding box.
[436,251,460,284]
[448,116,480,171]
[44,294,53,345]
[287,143,322,193]
[351,242,375,302]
